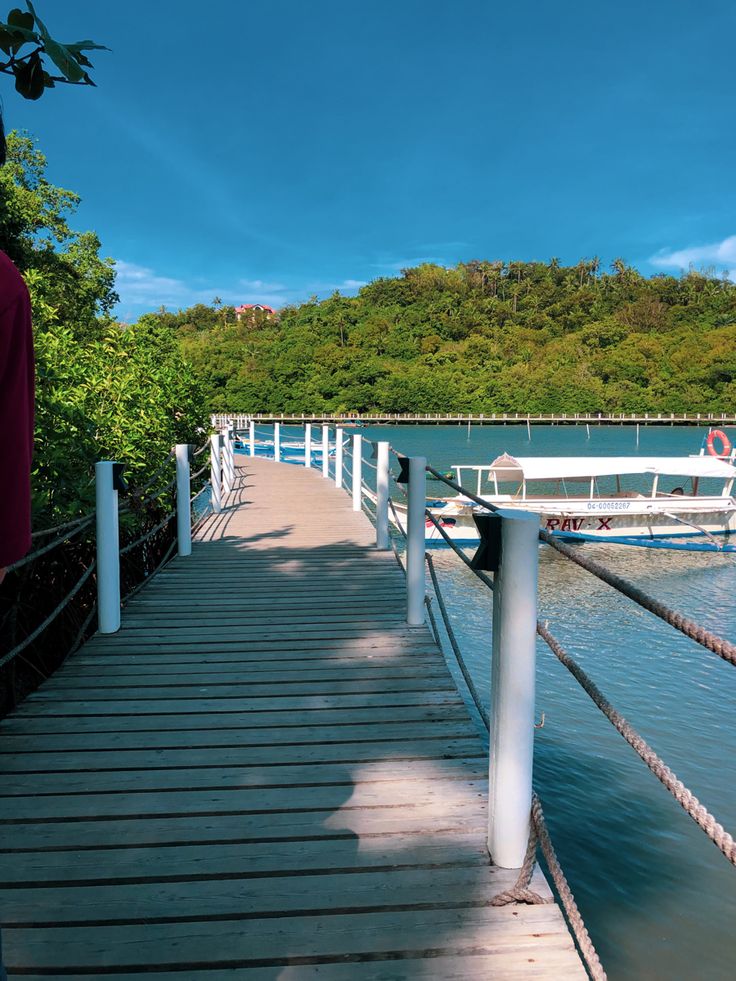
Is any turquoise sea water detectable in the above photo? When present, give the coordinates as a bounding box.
[277,422,736,981]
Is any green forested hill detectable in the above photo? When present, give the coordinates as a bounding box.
[164,259,736,414]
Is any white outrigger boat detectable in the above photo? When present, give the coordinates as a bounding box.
[390,453,736,549]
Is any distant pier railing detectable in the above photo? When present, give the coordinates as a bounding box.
[213,410,736,428]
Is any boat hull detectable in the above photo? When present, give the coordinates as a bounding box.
[389,498,736,545]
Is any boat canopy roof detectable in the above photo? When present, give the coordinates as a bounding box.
[484,453,736,482]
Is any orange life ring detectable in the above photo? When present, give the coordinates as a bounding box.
[706,429,732,458]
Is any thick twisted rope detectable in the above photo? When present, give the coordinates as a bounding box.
[0,561,96,668]
[539,529,736,668]
[31,511,94,541]
[121,538,177,604]
[425,465,500,511]
[425,554,490,729]
[424,594,443,648]
[6,514,94,573]
[191,482,211,504]
[129,449,175,497]
[120,512,175,556]
[490,819,546,906]
[388,498,407,539]
[537,619,736,865]
[532,793,607,981]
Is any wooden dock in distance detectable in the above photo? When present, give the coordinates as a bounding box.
[0,456,587,978]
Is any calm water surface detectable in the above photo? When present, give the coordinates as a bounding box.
[308,423,736,981]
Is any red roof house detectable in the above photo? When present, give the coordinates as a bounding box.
[235,303,277,320]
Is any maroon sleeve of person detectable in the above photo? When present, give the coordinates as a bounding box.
[0,250,34,568]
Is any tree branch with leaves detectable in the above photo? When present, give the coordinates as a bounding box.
[0,2,107,100]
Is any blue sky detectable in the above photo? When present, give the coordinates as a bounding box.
[4,0,736,320]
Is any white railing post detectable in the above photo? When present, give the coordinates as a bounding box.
[352,434,362,511]
[228,427,237,489]
[304,423,312,467]
[249,419,256,457]
[95,461,121,634]
[220,429,232,497]
[274,421,281,463]
[210,433,222,514]
[406,456,427,625]
[335,427,344,488]
[175,443,192,557]
[322,425,330,478]
[376,441,390,550]
[488,509,539,869]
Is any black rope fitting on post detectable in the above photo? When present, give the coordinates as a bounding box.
[396,456,410,484]
[471,512,502,572]
[112,463,128,493]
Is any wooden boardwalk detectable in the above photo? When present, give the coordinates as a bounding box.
[0,457,586,979]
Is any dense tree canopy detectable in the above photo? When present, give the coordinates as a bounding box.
[164,259,736,415]
[0,131,205,522]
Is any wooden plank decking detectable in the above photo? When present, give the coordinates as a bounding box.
[0,457,587,979]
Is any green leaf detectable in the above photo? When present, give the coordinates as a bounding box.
[14,48,45,99]
[64,39,110,53]
[43,37,85,81]
[0,26,17,53]
[0,19,38,43]
[7,6,34,31]
[71,50,93,68]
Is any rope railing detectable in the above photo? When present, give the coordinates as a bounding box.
[536,619,736,866]
[191,482,211,504]
[121,538,177,605]
[420,463,736,867]
[423,509,495,591]
[425,464,499,511]
[539,529,736,668]
[120,512,175,556]
[425,553,490,730]
[0,561,96,669]
[128,474,177,507]
[31,511,94,541]
[128,448,175,498]
[6,513,95,573]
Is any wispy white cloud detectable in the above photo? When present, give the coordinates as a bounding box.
[114,261,367,320]
[304,278,367,293]
[114,260,292,316]
[650,235,736,279]
[239,278,288,292]
[371,256,445,271]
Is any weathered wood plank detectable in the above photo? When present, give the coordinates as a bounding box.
[11,690,464,717]
[2,906,583,972]
[0,703,471,734]
[0,736,482,773]
[1,830,490,884]
[0,800,487,851]
[26,676,455,701]
[0,718,477,752]
[0,756,486,796]
[0,777,489,821]
[0,864,546,926]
